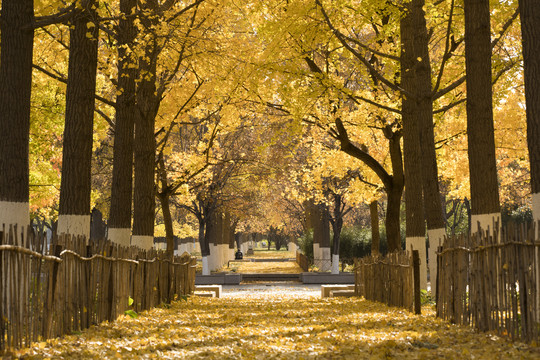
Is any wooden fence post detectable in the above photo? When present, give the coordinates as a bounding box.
[44,244,62,339]
[436,245,443,317]
[413,250,421,315]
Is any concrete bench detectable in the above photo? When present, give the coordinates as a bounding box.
[321,284,356,298]
[194,292,215,298]
[329,289,356,297]
[194,285,222,298]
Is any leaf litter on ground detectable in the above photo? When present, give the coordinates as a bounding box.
[14,292,540,359]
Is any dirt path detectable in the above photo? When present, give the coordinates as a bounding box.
[15,288,539,359]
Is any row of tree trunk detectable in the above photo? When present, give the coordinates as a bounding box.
[316,0,539,292]
[0,0,168,252]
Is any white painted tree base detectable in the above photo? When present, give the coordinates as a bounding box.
[210,245,220,271]
[131,235,153,250]
[427,228,446,294]
[471,213,501,238]
[178,244,188,255]
[406,236,427,290]
[313,243,320,266]
[318,247,331,272]
[533,193,540,222]
[57,214,90,239]
[202,256,210,275]
[0,201,29,243]
[331,254,339,274]
[288,242,297,252]
[107,228,131,247]
[220,244,228,263]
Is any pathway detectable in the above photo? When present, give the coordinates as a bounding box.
[15,284,540,359]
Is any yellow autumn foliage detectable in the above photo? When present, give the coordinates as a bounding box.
[16,295,539,359]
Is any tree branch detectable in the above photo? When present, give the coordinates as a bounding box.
[334,117,392,190]
[33,2,79,29]
[315,0,412,98]
[491,8,519,49]
[33,64,116,108]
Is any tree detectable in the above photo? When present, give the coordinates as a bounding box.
[57,0,100,238]
[518,0,540,321]
[519,0,540,221]
[370,200,380,255]
[399,0,437,290]
[0,0,35,236]
[131,0,161,249]
[107,0,138,246]
[464,0,501,233]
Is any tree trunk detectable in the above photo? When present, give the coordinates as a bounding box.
[401,6,427,289]
[465,0,501,234]
[158,192,175,258]
[406,0,446,294]
[330,193,343,274]
[205,209,220,272]
[108,0,137,247]
[57,0,99,239]
[157,158,175,257]
[198,210,210,275]
[132,1,160,250]
[519,0,540,221]
[312,202,331,271]
[385,126,404,252]
[370,201,380,255]
[0,0,34,235]
[518,0,540,322]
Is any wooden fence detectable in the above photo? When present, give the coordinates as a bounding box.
[436,222,540,343]
[0,225,197,352]
[296,251,310,272]
[355,250,421,314]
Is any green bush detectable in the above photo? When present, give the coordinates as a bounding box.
[299,223,407,262]
[337,226,369,260]
[297,230,313,260]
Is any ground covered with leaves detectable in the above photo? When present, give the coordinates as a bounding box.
[229,261,303,274]
[246,250,295,259]
[15,289,540,359]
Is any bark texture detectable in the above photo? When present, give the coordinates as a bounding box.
[409,0,446,232]
[401,7,426,241]
[0,0,34,205]
[519,0,540,200]
[108,0,137,233]
[464,0,501,216]
[370,201,380,255]
[330,194,343,257]
[58,0,99,217]
[132,0,160,239]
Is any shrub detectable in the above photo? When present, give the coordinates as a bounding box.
[297,230,313,260]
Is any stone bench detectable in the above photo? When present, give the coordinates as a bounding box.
[329,289,356,297]
[321,284,356,298]
[194,285,222,298]
[194,292,215,298]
